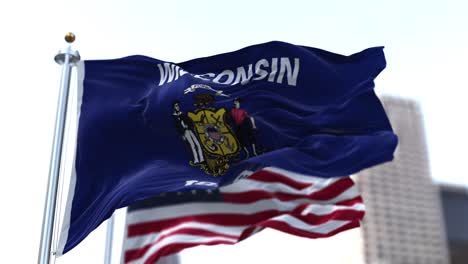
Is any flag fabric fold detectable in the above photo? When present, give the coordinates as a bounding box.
[123,167,364,264]
[58,41,397,255]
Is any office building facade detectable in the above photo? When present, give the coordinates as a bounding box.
[358,96,450,264]
[439,184,468,264]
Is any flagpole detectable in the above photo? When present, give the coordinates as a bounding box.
[104,214,115,264]
[38,33,80,264]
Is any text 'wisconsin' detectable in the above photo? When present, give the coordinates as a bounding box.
[157,57,300,86]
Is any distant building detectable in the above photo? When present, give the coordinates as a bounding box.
[357,96,450,264]
[439,184,468,264]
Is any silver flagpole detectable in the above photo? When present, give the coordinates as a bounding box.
[38,33,80,264]
[104,214,115,264]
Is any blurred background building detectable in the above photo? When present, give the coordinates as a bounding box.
[357,96,451,264]
[439,184,468,264]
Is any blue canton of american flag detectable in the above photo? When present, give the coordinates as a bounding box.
[123,167,364,264]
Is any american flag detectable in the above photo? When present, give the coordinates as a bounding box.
[122,167,365,264]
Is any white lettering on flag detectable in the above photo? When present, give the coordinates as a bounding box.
[156,58,300,87]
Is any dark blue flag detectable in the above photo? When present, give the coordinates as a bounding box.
[58,41,397,255]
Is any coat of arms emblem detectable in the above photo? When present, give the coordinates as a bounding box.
[172,85,260,176]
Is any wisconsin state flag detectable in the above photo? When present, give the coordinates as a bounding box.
[57,41,397,255]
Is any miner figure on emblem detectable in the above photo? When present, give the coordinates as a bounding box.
[172,101,205,164]
[229,97,258,158]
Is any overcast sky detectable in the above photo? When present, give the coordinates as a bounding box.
[0,0,467,263]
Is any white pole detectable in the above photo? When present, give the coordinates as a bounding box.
[104,214,116,264]
[38,33,80,264]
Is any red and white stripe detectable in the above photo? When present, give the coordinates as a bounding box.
[123,167,365,264]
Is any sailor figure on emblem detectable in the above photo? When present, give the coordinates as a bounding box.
[172,101,205,164]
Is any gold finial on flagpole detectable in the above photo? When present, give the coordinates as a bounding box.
[64,32,75,43]
[54,33,80,65]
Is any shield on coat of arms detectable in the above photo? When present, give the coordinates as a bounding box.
[188,107,240,176]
